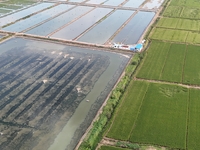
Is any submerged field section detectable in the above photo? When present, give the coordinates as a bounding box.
[0,37,129,150]
[0,0,157,45]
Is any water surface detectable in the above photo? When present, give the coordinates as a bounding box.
[143,0,164,9]
[52,8,112,40]
[103,0,125,6]
[0,3,54,27]
[123,0,145,8]
[3,4,74,32]
[77,10,134,44]
[26,6,93,36]
[112,11,155,44]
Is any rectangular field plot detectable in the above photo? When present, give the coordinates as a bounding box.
[142,0,164,9]
[186,32,200,44]
[157,18,200,31]
[107,81,189,149]
[183,45,200,85]
[130,82,188,149]
[77,10,134,44]
[188,89,200,150]
[170,0,200,8]
[0,2,54,27]
[181,7,200,19]
[137,41,171,80]
[150,28,188,42]
[51,7,112,40]
[163,6,183,17]
[123,0,145,8]
[137,41,200,85]
[26,6,93,36]
[3,4,74,32]
[103,0,125,6]
[0,37,130,150]
[111,11,155,45]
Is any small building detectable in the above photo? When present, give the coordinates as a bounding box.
[135,44,143,51]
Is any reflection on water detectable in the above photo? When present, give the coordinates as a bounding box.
[103,0,125,6]
[51,7,112,40]
[26,6,93,36]
[0,3,54,27]
[86,0,106,4]
[123,0,146,8]
[143,0,164,9]
[112,11,155,44]
[0,37,130,150]
[77,9,134,44]
[3,4,74,32]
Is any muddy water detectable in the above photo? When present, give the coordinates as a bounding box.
[112,11,155,44]
[48,48,129,150]
[0,3,54,27]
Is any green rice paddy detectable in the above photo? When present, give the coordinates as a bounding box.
[106,80,200,149]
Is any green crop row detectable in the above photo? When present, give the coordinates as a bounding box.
[163,5,200,19]
[170,0,200,8]
[137,41,200,85]
[78,54,142,150]
[107,80,200,149]
[157,18,200,31]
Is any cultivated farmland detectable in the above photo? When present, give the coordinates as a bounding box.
[136,41,200,85]
[106,80,200,149]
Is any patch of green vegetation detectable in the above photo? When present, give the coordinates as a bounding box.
[99,146,130,150]
[181,7,200,19]
[136,41,171,80]
[163,6,183,17]
[106,80,149,140]
[150,28,188,42]
[170,0,200,8]
[0,8,12,13]
[107,81,189,149]
[157,17,179,29]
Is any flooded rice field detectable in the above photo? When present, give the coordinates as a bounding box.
[86,0,106,5]
[51,7,113,40]
[0,3,54,27]
[111,11,155,44]
[142,0,164,9]
[103,0,125,6]
[3,4,74,32]
[26,6,93,36]
[77,9,134,44]
[0,37,130,150]
[123,0,146,8]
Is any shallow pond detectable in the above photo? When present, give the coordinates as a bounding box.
[103,0,125,6]
[143,0,164,9]
[26,6,93,36]
[77,9,134,44]
[51,7,113,40]
[112,11,155,44]
[0,3,54,27]
[123,0,146,8]
[3,4,74,32]
[0,37,130,150]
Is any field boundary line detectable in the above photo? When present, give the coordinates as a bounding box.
[128,81,150,140]
[135,77,200,89]
[159,42,171,79]
[104,79,135,136]
[134,41,152,77]
[181,45,188,83]
[185,88,191,149]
